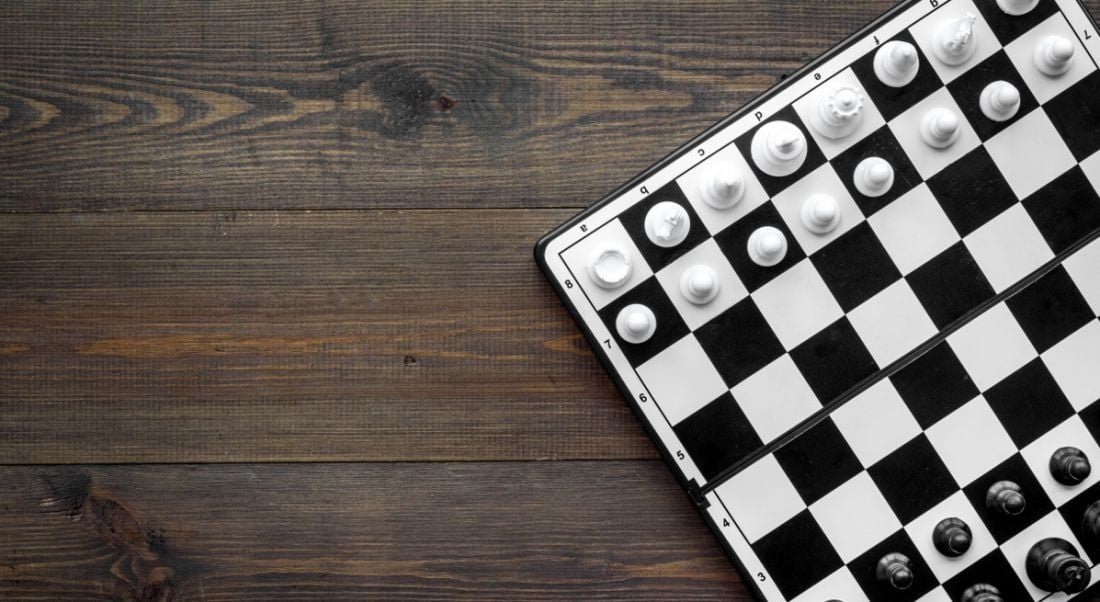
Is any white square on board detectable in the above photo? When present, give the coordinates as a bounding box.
[792,67,888,159]
[1063,236,1100,316]
[560,219,653,310]
[772,164,866,255]
[1021,415,1100,506]
[848,280,939,367]
[791,568,869,602]
[985,109,1077,200]
[1084,151,1100,197]
[910,0,1001,84]
[810,472,901,563]
[1001,512,1089,599]
[715,454,806,543]
[964,204,1055,293]
[831,379,922,467]
[678,143,769,236]
[636,335,729,425]
[905,491,996,582]
[1043,320,1100,411]
[654,239,748,330]
[1005,13,1097,104]
[925,397,1017,487]
[890,87,982,180]
[731,355,822,444]
[915,587,952,602]
[751,259,844,350]
[870,184,961,275]
[948,303,1037,392]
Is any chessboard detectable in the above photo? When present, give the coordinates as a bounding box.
[535,0,1100,600]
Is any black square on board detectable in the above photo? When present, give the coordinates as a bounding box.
[732,105,827,198]
[1080,400,1100,451]
[597,277,690,367]
[1059,480,1100,560]
[1023,166,1100,254]
[693,298,785,388]
[943,550,1031,602]
[713,201,806,292]
[868,434,959,524]
[947,51,1040,141]
[773,418,863,506]
[1044,70,1100,161]
[974,0,1059,45]
[811,222,903,312]
[891,341,980,429]
[1006,266,1096,353]
[850,30,943,121]
[790,318,878,404]
[906,242,996,330]
[618,182,710,271]
[984,358,1075,448]
[673,392,764,481]
[751,510,843,600]
[848,530,937,602]
[831,125,923,216]
[926,146,1018,237]
[963,453,1054,543]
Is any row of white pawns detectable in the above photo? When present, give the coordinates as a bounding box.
[593,0,1080,344]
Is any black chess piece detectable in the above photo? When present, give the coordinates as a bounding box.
[986,480,1026,516]
[876,552,914,591]
[1051,446,1091,485]
[933,517,972,557]
[961,583,1003,602]
[1026,538,1091,593]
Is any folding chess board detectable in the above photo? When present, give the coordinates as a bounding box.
[535,0,1100,600]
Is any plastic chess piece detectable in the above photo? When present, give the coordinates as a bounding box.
[644,201,691,248]
[810,84,865,139]
[997,0,1039,15]
[1050,446,1091,486]
[615,304,657,344]
[986,480,1027,516]
[1026,538,1091,593]
[874,41,920,88]
[700,166,745,210]
[921,108,962,149]
[933,13,979,66]
[876,553,914,591]
[1082,500,1100,548]
[962,583,1004,602]
[586,244,633,289]
[980,81,1022,122]
[933,517,973,557]
[680,265,720,305]
[751,120,808,177]
[801,194,841,234]
[1035,35,1076,76]
[854,157,895,198]
[747,226,788,267]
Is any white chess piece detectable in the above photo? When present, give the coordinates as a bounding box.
[932,13,979,66]
[874,41,920,88]
[921,108,962,148]
[751,121,808,177]
[700,166,745,210]
[980,81,1022,122]
[747,226,788,267]
[586,244,633,290]
[854,157,895,198]
[997,0,1039,15]
[615,304,657,344]
[644,202,691,247]
[1034,35,1076,76]
[680,265,720,305]
[801,194,841,234]
[810,84,865,139]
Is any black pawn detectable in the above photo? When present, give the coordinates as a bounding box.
[1051,447,1091,486]
[876,552,914,591]
[933,517,972,557]
[961,583,1003,602]
[986,480,1026,516]
[1026,538,1091,594]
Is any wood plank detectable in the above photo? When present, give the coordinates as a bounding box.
[0,0,930,211]
[0,461,745,601]
[0,209,664,464]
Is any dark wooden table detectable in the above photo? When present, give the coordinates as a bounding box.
[3,2,1099,600]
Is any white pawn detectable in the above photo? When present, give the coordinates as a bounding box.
[854,157,895,198]
[801,194,841,234]
[980,81,1022,122]
[680,265,720,305]
[751,121,808,177]
[997,0,1039,15]
[921,108,962,149]
[874,41,920,88]
[644,201,691,248]
[811,85,865,139]
[700,166,745,210]
[616,304,657,344]
[587,244,633,289]
[747,226,788,267]
[933,13,978,66]
[1035,35,1076,76]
